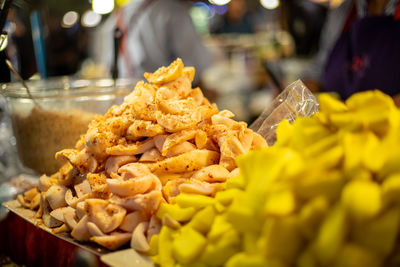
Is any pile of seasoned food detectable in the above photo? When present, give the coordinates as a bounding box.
[17,58,267,251]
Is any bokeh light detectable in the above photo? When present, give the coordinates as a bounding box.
[81,10,102,27]
[61,11,79,28]
[190,2,213,34]
[260,0,280,9]
[209,0,231,6]
[210,4,228,15]
[92,0,115,15]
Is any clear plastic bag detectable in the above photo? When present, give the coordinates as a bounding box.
[250,80,319,145]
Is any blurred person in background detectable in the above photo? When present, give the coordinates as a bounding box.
[91,0,211,85]
[211,0,255,34]
[302,0,400,105]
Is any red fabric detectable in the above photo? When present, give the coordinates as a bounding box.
[0,212,108,267]
[395,0,400,20]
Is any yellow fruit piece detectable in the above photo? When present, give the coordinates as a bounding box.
[318,93,348,114]
[332,243,382,267]
[156,203,196,222]
[201,228,240,267]
[207,214,233,242]
[188,206,216,234]
[158,226,176,267]
[182,67,195,82]
[263,190,296,216]
[296,247,318,267]
[346,90,396,136]
[226,196,257,232]
[175,193,216,209]
[144,58,184,85]
[147,234,159,256]
[226,173,246,190]
[226,252,287,267]
[257,216,302,264]
[382,173,400,205]
[342,132,380,171]
[214,202,226,213]
[215,188,243,206]
[298,197,329,240]
[172,227,207,265]
[275,119,293,146]
[312,205,347,266]
[351,207,400,257]
[243,231,258,254]
[295,170,344,202]
[341,180,382,223]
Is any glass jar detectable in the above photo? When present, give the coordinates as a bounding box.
[0,77,137,175]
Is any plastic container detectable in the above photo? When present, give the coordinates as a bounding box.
[1,77,137,175]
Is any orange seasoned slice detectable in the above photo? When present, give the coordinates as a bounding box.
[144,58,184,85]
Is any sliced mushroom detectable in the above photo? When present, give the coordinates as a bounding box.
[75,201,86,220]
[147,215,162,241]
[139,148,165,162]
[74,180,92,198]
[65,189,90,208]
[154,135,167,152]
[119,211,149,232]
[190,165,230,183]
[30,193,41,210]
[179,180,224,196]
[85,199,126,234]
[24,187,39,202]
[38,174,57,192]
[71,215,91,241]
[52,224,70,234]
[161,129,197,156]
[42,193,63,228]
[165,141,196,158]
[118,163,151,178]
[106,138,155,156]
[17,194,30,208]
[131,222,150,252]
[64,210,78,230]
[162,214,181,230]
[147,149,220,174]
[87,222,106,237]
[106,175,154,197]
[50,206,75,222]
[109,190,162,212]
[105,155,138,175]
[195,130,208,149]
[91,232,132,250]
[45,185,68,210]
[126,120,165,140]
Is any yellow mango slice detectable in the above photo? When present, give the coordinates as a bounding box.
[226,252,287,267]
[332,243,382,267]
[172,227,207,265]
[158,226,176,267]
[263,190,296,216]
[157,203,196,222]
[298,196,329,240]
[257,216,302,264]
[312,205,347,266]
[201,228,240,267]
[382,173,400,205]
[341,180,382,223]
[188,206,216,234]
[175,193,216,209]
[215,188,243,206]
[351,207,400,257]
